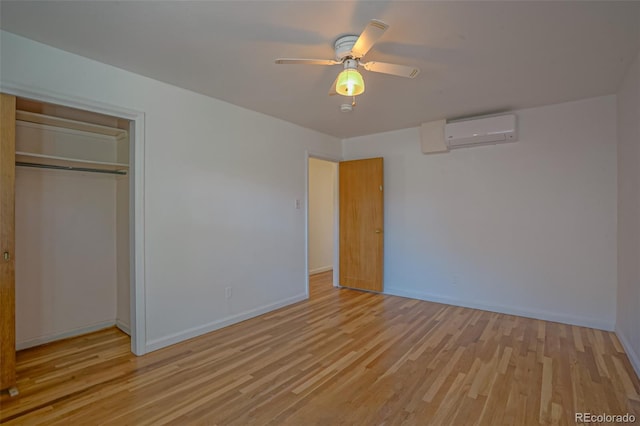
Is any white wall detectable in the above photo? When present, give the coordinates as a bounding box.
[343,96,618,330]
[15,167,118,349]
[616,50,640,376]
[308,158,335,274]
[1,31,341,352]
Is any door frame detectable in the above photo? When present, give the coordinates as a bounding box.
[1,83,147,356]
[305,151,341,296]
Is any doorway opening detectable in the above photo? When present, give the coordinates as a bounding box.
[14,97,133,352]
[307,156,339,297]
[2,89,146,359]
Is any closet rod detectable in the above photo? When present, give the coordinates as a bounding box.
[16,162,127,176]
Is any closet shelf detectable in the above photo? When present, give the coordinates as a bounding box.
[16,152,129,172]
[16,110,128,139]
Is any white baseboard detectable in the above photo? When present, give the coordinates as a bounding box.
[615,327,640,380]
[309,265,333,275]
[116,320,131,336]
[16,320,116,350]
[384,287,614,331]
[145,293,308,353]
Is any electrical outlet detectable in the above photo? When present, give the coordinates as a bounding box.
[225,287,232,299]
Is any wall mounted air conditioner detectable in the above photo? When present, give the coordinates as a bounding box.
[444,114,517,149]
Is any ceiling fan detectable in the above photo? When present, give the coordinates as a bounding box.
[275,19,420,99]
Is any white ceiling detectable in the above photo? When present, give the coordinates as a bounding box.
[2,1,639,139]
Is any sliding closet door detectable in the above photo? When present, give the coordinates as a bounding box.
[0,93,16,392]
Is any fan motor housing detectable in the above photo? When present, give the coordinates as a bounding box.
[334,35,359,60]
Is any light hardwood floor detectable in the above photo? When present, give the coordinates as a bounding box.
[1,271,639,425]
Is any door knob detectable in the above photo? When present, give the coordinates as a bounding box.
[375,229,382,234]
[3,251,9,261]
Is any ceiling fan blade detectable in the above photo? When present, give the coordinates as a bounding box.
[362,61,420,78]
[350,19,389,58]
[328,74,339,96]
[275,58,340,65]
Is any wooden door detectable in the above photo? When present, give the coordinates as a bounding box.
[339,157,384,292]
[0,93,16,392]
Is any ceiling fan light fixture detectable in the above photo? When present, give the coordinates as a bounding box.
[275,19,419,100]
[336,68,365,97]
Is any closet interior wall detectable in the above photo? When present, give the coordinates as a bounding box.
[14,98,131,349]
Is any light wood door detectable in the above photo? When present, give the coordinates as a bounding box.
[339,157,383,292]
[0,93,16,392]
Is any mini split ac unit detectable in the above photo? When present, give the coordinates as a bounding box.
[444,114,517,149]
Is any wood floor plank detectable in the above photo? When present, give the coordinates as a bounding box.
[1,270,638,425]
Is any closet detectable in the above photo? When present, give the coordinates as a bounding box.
[0,94,132,395]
